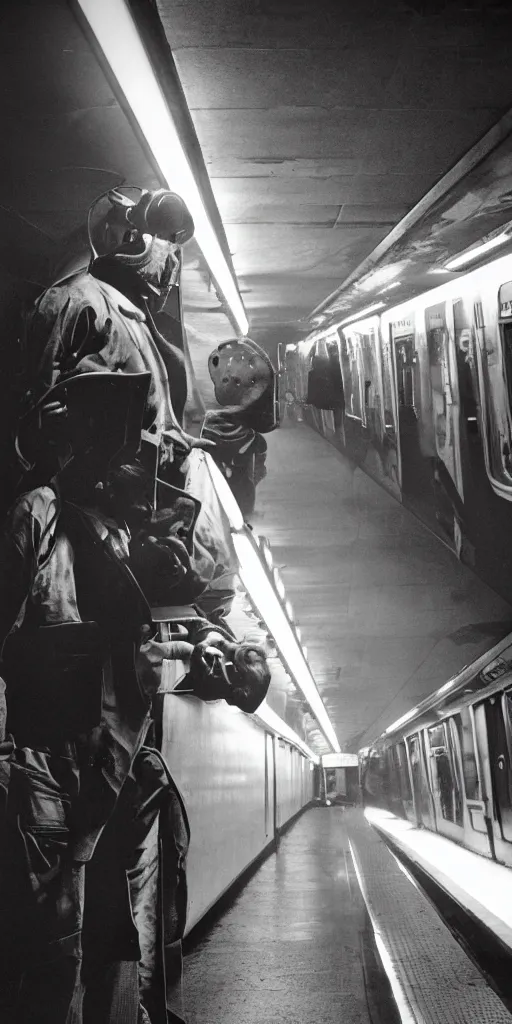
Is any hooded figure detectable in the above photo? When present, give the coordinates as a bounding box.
[0,371,160,1024]
[17,186,201,481]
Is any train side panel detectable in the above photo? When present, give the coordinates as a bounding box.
[160,696,313,932]
[294,255,512,604]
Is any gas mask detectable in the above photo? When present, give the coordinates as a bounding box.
[208,338,275,409]
[88,186,194,308]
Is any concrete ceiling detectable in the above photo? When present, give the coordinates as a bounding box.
[158,0,512,348]
[161,0,512,752]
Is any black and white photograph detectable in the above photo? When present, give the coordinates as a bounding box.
[3,1,512,1022]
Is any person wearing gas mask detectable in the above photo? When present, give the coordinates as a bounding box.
[0,371,162,1024]
[17,186,207,483]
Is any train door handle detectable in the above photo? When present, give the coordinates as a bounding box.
[497,754,506,771]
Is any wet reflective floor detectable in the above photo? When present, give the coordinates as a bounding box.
[182,807,512,1024]
[182,808,396,1024]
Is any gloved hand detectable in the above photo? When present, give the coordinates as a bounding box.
[162,427,215,454]
[140,637,195,665]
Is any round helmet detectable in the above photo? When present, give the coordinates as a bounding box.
[208,338,273,409]
[207,338,279,432]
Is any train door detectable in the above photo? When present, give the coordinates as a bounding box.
[264,732,276,841]
[425,303,464,547]
[425,719,464,841]
[499,288,512,484]
[454,706,493,857]
[406,732,432,826]
[392,317,434,508]
[426,304,463,495]
[482,689,512,863]
[394,740,414,822]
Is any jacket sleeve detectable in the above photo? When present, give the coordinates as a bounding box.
[24,284,109,406]
[0,491,55,650]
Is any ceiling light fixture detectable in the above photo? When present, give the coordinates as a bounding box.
[76,0,249,337]
[337,302,386,328]
[202,460,336,754]
[360,265,401,293]
[255,701,320,763]
[273,569,286,599]
[384,707,420,735]
[380,281,401,294]
[205,455,245,531]
[436,678,457,696]
[232,530,341,753]
[445,232,510,271]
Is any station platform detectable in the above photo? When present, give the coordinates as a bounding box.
[182,807,512,1024]
[364,805,512,956]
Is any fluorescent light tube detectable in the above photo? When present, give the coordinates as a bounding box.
[445,233,510,271]
[254,701,320,763]
[360,265,401,292]
[77,0,249,337]
[380,280,401,293]
[204,454,245,531]
[232,530,341,753]
[384,706,419,734]
[337,302,386,327]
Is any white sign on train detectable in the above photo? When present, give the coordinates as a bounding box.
[391,317,413,338]
[322,753,359,768]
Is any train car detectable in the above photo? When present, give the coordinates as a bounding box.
[292,251,512,604]
[359,630,512,868]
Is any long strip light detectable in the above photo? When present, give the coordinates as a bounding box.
[232,530,341,753]
[336,302,386,328]
[384,706,419,735]
[205,454,245,531]
[202,454,331,756]
[255,701,320,763]
[77,0,249,337]
[445,232,510,271]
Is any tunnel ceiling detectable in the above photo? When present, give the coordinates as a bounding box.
[160,0,512,752]
[158,0,512,348]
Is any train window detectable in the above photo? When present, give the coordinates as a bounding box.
[407,732,431,823]
[395,335,416,410]
[394,741,412,803]
[427,720,463,826]
[340,332,363,421]
[425,303,462,499]
[306,339,344,411]
[502,321,512,435]
[474,283,512,493]
[484,689,512,842]
[453,301,479,438]
[380,331,396,439]
[454,707,481,801]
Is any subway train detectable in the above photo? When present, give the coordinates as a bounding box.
[359,629,512,869]
[285,251,512,606]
